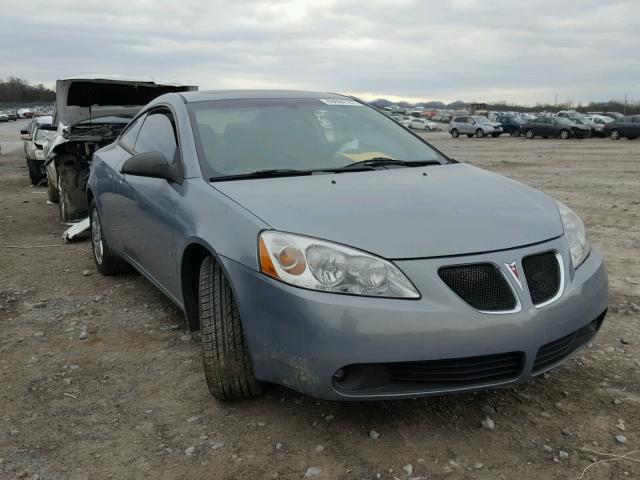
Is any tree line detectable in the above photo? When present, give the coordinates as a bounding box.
[0,77,55,103]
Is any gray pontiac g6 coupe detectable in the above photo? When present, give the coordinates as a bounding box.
[87,90,608,401]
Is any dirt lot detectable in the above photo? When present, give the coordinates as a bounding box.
[1,119,639,480]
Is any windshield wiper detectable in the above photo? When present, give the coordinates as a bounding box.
[209,169,314,182]
[337,157,442,170]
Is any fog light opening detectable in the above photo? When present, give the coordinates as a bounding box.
[333,368,346,382]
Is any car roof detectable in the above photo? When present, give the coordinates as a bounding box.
[179,90,350,103]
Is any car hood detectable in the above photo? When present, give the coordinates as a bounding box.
[53,76,197,127]
[212,163,564,259]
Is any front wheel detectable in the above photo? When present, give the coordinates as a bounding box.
[200,256,261,400]
[47,176,59,203]
[559,129,570,140]
[525,129,534,139]
[609,129,620,140]
[450,128,459,138]
[90,200,130,275]
[27,158,45,186]
[475,129,485,138]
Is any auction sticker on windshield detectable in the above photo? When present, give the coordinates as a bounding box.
[319,98,363,106]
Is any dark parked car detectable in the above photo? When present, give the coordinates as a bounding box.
[604,115,640,140]
[87,90,607,402]
[496,115,522,136]
[520,117,591,139]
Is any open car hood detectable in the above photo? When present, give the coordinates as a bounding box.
[213,163,564,260]
[54,75,197,127]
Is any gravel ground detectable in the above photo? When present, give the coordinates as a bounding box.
[1,119,639,480]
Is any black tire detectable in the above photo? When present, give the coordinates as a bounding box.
[450,128,459,138]
[475,129,485,138]
[27,158,45,186]
[559,129,570,140]
[89,200,130,275]
[47,176,59,203]
[200,256,261,400]
[512,129,521,137]
[610,129,620,140]
[491,132,501,138]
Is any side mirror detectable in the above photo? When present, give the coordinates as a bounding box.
[121,151,181,184]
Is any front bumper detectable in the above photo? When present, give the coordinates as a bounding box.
[222,237,608,400]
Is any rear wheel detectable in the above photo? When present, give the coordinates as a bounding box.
[559,129,570,140]
[475,129,485,138]
[450,128,459,138]
[610,129,620,140]
[491,132,501,138]
[525,129,535,139]
[90,200,130,275]
[200,256,261,400]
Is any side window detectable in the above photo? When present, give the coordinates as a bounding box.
[119,114,146,152]
[633,117,640,123]
[134,111,178,163]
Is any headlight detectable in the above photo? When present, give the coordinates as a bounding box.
[557,201,591,268]
[258,231,420,298]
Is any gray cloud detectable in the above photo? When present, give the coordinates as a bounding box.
[0,0,638,104]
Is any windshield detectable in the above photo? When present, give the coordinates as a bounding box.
[189,98,447,178]
[558,118,578,125]
[473,116,491,124]
[35,128,55,142]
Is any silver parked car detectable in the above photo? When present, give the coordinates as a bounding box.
[88,90,608,401]
[449,116,503,138]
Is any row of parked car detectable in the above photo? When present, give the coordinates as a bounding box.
[0,110,19,122]
[448,111,640,140]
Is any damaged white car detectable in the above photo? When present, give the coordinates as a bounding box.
[45,75,197,222]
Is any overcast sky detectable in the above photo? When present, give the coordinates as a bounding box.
[1,0,638,105]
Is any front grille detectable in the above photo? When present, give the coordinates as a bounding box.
[439,263,516,311]
[387,352,524,388]
[532,312,605,374]
[522,252,561,305]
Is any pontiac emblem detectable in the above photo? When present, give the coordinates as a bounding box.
[505,261,523,290]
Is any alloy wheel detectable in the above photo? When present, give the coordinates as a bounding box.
[91,208,104,265]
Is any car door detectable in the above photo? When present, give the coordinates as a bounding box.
[629,116,640,137]
[542,118,555,136]
[98,113,146,252]
[112,108,184,297]
[456,117,468,134]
